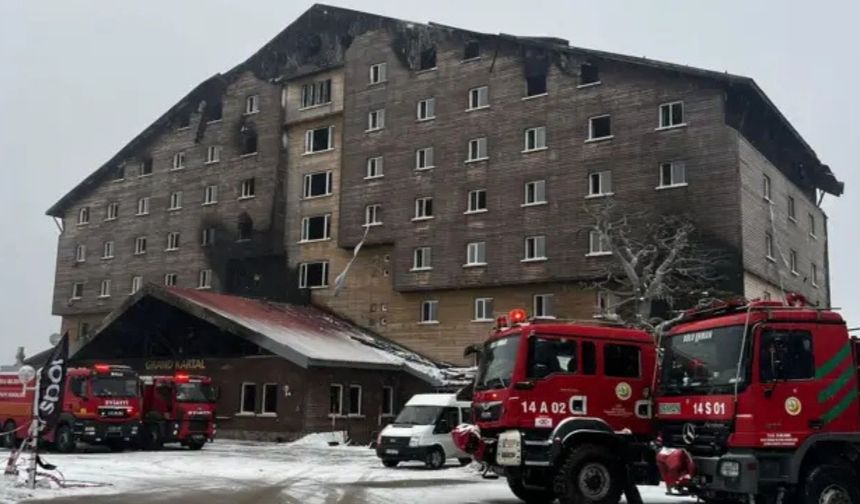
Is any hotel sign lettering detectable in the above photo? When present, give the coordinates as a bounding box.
[144,359,206,371]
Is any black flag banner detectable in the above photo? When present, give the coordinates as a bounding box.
[36,332,69,434]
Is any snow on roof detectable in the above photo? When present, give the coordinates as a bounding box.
[405,393,462,407]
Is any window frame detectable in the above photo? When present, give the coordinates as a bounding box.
[197,269,212,289]
[239,382,257,414]
[365,157,384,179]
[164,273,177,287]
[245,95,259,115]
[523,180,547,206]
[412,246,432,271]
[75,244,86,263]
[466,189,487,214]
[304,126,335,154]
[77,207,90,225]
[105,202,119,221]
[367,108,385,132]
[102,241,114,260]
[201,227,216,247]
[299,261,329,289]
[329,384,344,417]
[523,126,547,152]
[419,300,439,324]
[172,152,185,171]
[473,297,494,322]
[203,185,218,205]
[413,197,434,221]
[168,191,183,211]
[302,171,333,199]
[71,282,84,300]
[415,147,435,170]
[261,383,278,416]
[136,197,150,216]
[587,171,614,198]
[166,231,180,251]
[588,230,612,257]
[300,79,332,109]
[364,204,382,227]
[465,241,487,267]
[240,178,256,199]
[130,275,143,294]
[765,232,775,261]
[348,385,363,417]
[98,279,111,298]
[763,174,773,201]
[657,101,686,130]
[790,248,799,275]
[788,196,797,222]
[300,214,332,242]
[205,145,221,164]
[523,235,547,262]
[657,161,687,189]
[134,236,147,255]
[466,137,488,163]
[533,294,554,319]
[381,386,395,416]
[417,97,436,121]
[467,86,489,110]
[369,63,387,85]
[587,115,613,141]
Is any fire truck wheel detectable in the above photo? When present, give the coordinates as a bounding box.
[54,424,76,454]
[107,441,125,453]
[2,420,17,449]
[425,446,445,470]
[554,444,623,504]
[507,476,556,504]
[381,459,399,468]
[802,464,859,504]
[187,439,205,451]
[458,457,473,466]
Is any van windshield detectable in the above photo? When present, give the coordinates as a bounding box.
[393,405,443,426]
[475,335,519,390]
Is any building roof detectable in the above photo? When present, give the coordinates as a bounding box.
[46,3,843,218]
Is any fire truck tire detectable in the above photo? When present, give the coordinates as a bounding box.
[54,424,76,454]
[507,476,556,504]
[107,441,125,453]
[381,459,399,468]
[425,446,445,469]
[801,464,860,504]
[2,420,17,449]
[187,439,205,450]
[458,457,472,466]
[553,444,624,504]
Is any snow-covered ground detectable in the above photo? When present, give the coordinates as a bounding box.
[0,438,696,504]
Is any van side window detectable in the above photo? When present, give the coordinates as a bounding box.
[604,344,641,378]
[460,407,471,423]
[529,336,577,379]
[760,329,814,382]
[582,341,597,375]
[437,407,459,433]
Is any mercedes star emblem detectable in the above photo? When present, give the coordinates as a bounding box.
[682,423,696,444]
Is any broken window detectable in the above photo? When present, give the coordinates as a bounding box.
[463,40,480,60]
[301,79,332,108]
[301,214,331,241]
[580,63,600,85]
[240,178,255,199]
[419,47,437,70]
[302,171,332,198]
[525,75,547,97]
[240,125,258,155]
[206,100,223,122]
[659,101,685,128]
[238,214,253,241]
[588,115,612,140]
[299,261,329,288]
[604,344,641,378]
[113,165,125,181]
[139,158,153,176]
[304,126,334,153]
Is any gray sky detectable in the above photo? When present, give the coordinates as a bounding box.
[1,0,857,360]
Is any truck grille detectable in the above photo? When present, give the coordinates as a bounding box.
[473,402,503,422]
[187,419,208,432]
[380,436,409,448]
[661,421,732,456]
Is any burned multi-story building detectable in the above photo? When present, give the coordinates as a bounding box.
[48,5,843,365]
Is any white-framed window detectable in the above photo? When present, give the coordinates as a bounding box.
[524,126,547,152]
[201,227,216,247]
[382,386,394,416]
[172,152,185,170]
[468,86,489,110]
[239,382,256,414]
[364,204,382,226]
[301,79,332,108]
[658,161,687,188]
[467,189,487,213]
[420,300,439,324]
[809,213,817,238]
[588,171,614,197]
[300,214,331,242]
[524,180,547,206]
[134,236,147,255]
[329,384,343,416]
[299,261,329,288]
[534,294,554,318]
[474,298,494,322]
[102,241,114,259]
[658,101,685,129]
[365,157,383,179]
[75,244,86,263]
[302,171,333,198]
[164,273,177,287]
[105,202,119,221]
[240,178,256,199]
[198,269,212,289]
[811,263,819,287]
[369,62,387,84]
[763,174,772,201]
[587,115,612,141]
[413,197,433,220]
[788,196,797,222]
[765,232,775,260]
[417,98,436,121]
[168,191,183,210]
[99,279,111,298]
[261,383,278,415]
[205,145,221,164]
[348,385,362,416]
[130,275,143,294]
[245,94,259,115]
[139,159,153,177]
[71,282,84,300]
[203,185,218,205]
[415,147,434,170]
[77,207,90,225]
[466,137,488,162]
[136,197,150,216]
[466,241,487,266]
[790,249,799,275]
[304,126,334,153]
[595,290,615,316]
[412,247,432,271]
[166,231,180,251]
[367,109,385,131]
[523,235,547,261]
[588,230,611,256]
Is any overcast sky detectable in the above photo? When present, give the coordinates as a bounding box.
[0,0,857,360]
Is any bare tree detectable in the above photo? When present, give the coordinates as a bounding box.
[585,201,726,325]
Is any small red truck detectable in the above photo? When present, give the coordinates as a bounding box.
[0,363,141,452]
[455,308,660,504]
[654,294,860,504]
[139,374,216,450]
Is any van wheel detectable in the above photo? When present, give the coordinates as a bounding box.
[382,459,399,468]
[802,464,859,504]
[458,457,472,466]
[2,420,17,449]
[54,424,76,453]
[507,475,556,503]
[425,446,445,469]
[554,444,623,504]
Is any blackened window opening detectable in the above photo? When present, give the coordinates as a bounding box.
[311,128,330,151]
[238,214,253,241]
[206,100,223,122]
[526,75,547,96]
[581,63,600,85]
[464,40,480,60]
[419,47,437,70]
[241,126,258,155]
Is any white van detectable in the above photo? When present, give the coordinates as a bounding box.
[376,393,472,469]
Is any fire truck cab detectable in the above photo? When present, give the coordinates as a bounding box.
[456,309,660,504]
[139,374,216,450]
[655,295,860,504]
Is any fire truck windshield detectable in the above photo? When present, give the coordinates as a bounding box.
[176,382,216,403]
[92,376,138,397]
[660,325,750,396]
[475,335,519,391]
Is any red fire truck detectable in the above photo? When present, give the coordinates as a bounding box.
[455,309,660,504]
[654,295,860,504]
[0,364,141,452]
[139,374,216,450]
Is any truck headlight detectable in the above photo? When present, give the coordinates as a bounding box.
[719,460,740,478]
[409,437,420,447]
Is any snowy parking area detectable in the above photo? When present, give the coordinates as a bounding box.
[0,439,696,504]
